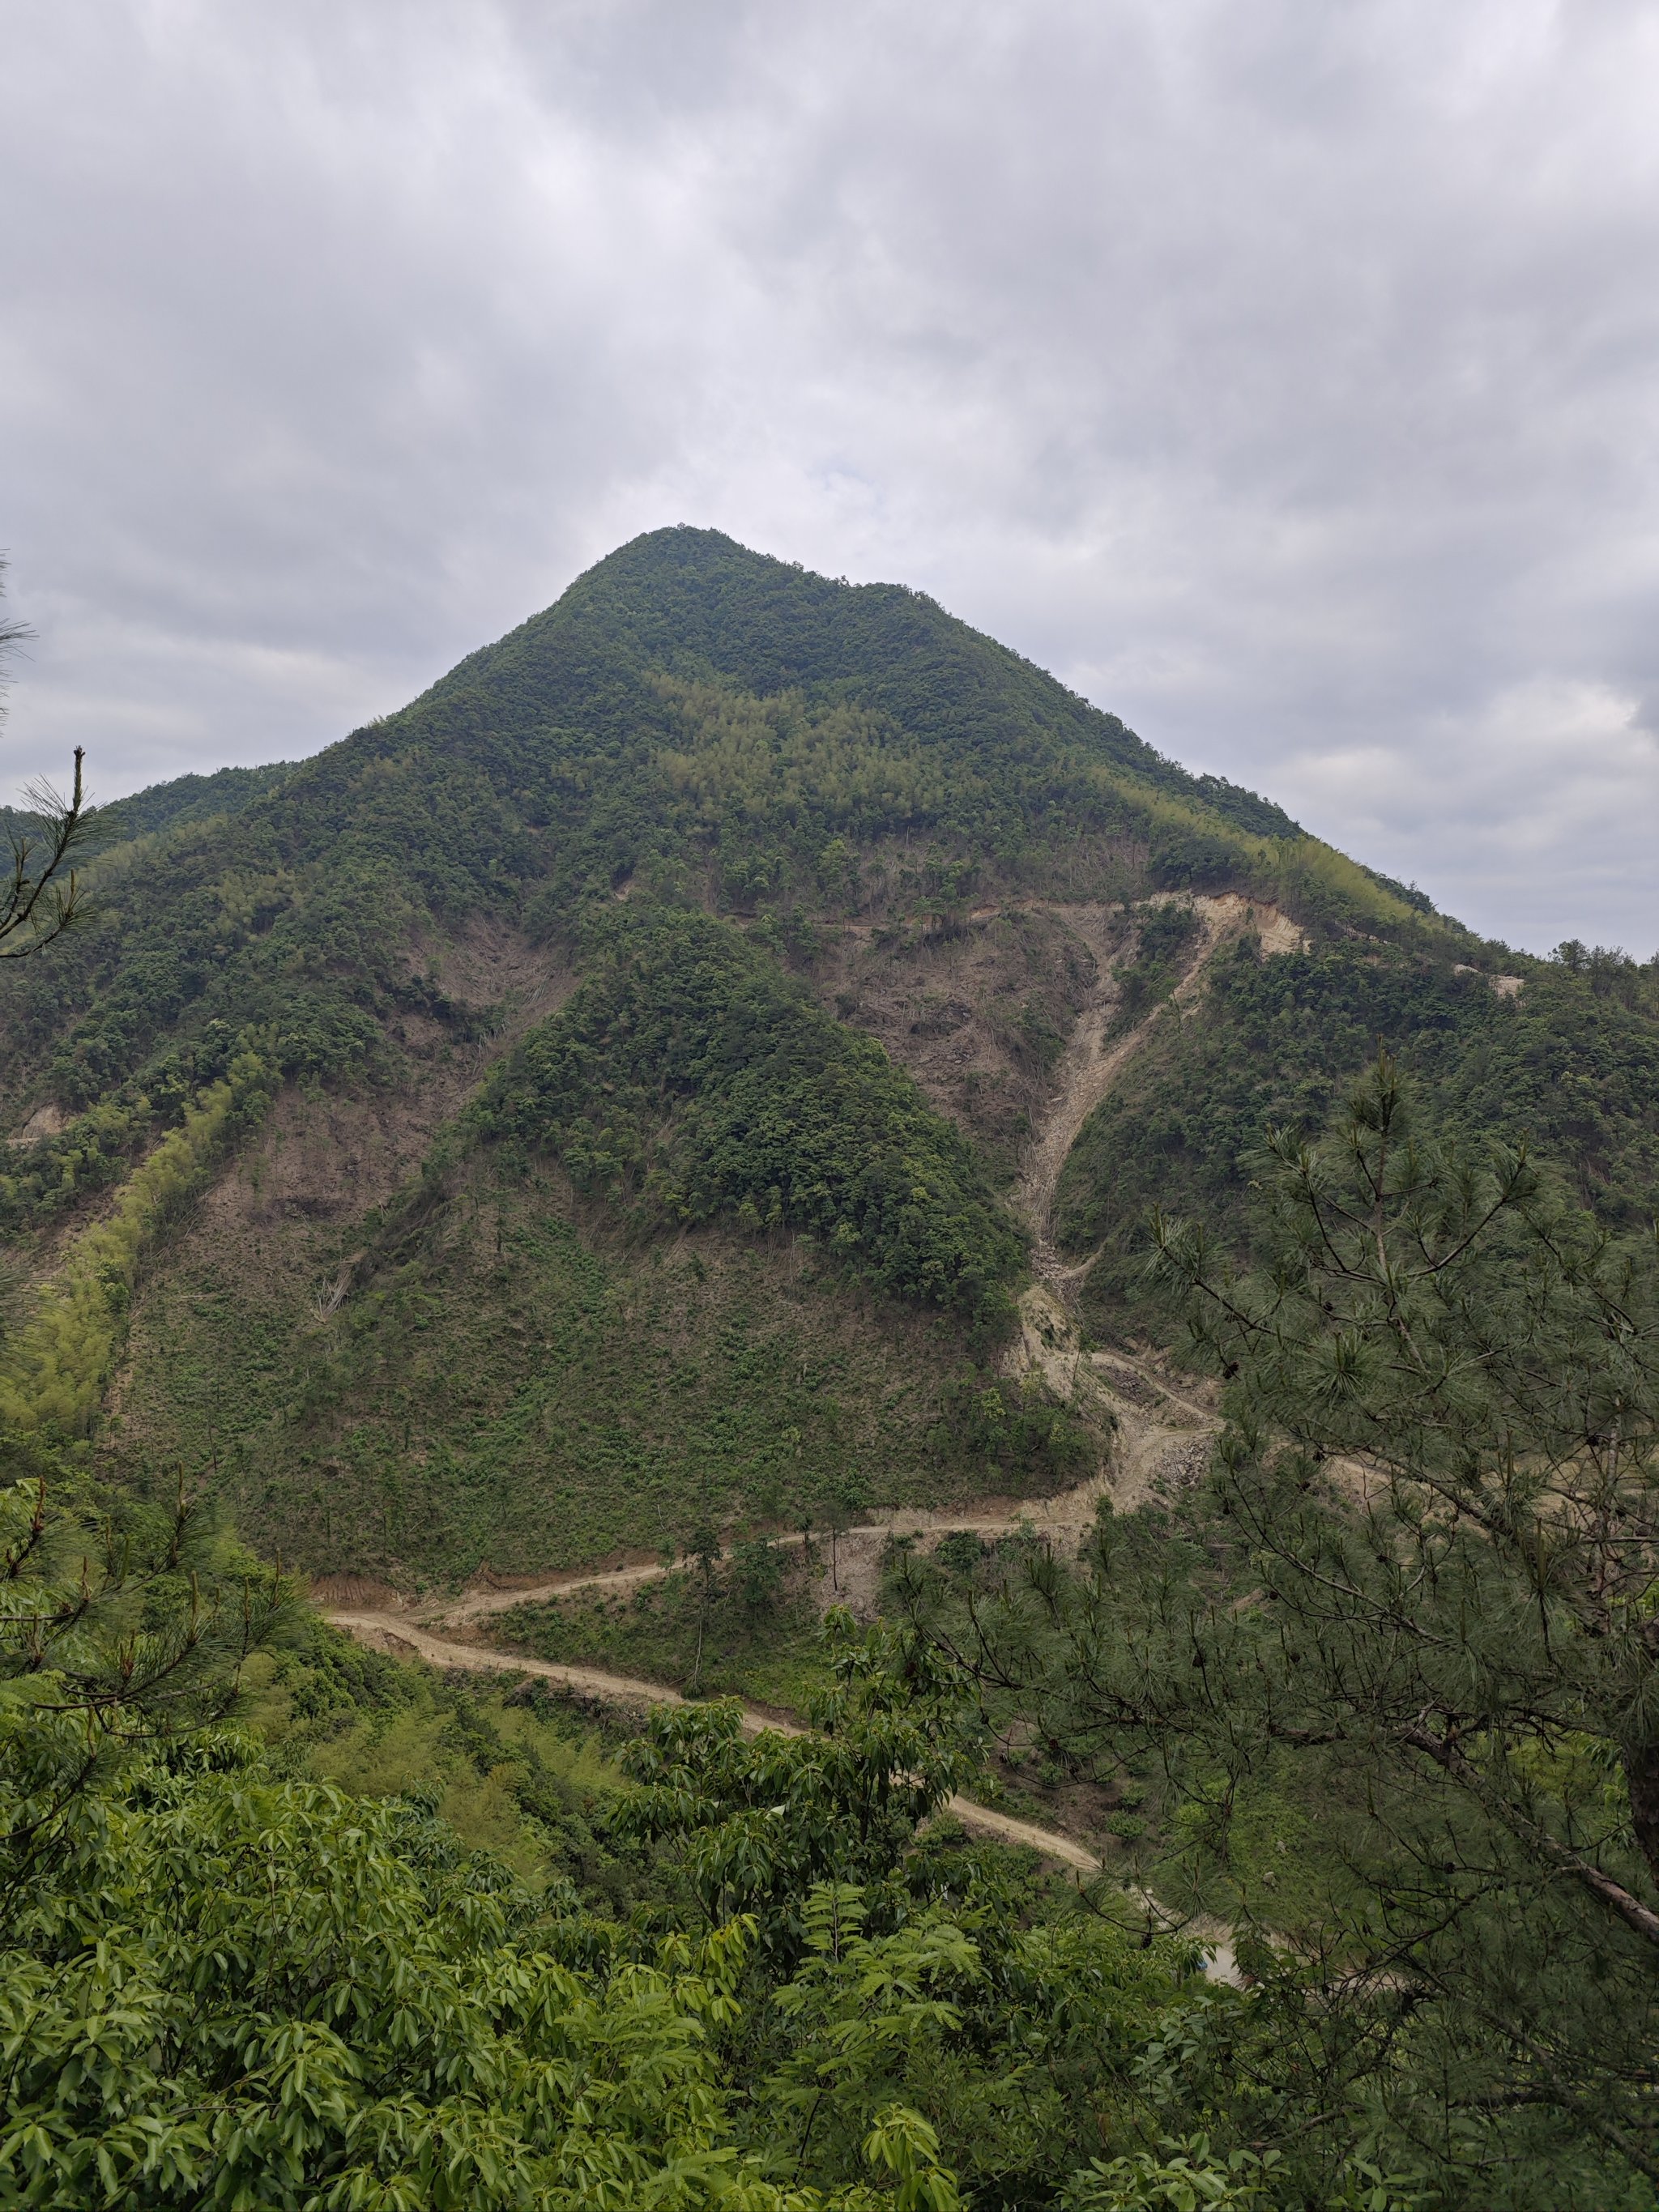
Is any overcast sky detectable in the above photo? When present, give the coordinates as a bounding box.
[3,1,1657,954]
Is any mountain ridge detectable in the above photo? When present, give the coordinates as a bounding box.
[2,526,1654,1600]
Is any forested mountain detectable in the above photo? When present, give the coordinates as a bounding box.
[6,528,1659,2209]
[2,525,1655,1590]
[0,757,293,864]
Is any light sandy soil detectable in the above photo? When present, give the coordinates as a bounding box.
[1016,891,1304,1258]
[5,1101,67,1147]
[994,892,1292,1499]
[1454,963,1525,1000]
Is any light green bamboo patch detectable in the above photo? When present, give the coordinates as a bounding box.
[0,1052,268,1434]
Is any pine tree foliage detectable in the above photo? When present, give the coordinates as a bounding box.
[0,749,92,961]
[0,1471,287,1933]
[0,565,90,961]
[906,1062,1659,2203]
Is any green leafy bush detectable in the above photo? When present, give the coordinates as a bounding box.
[0,1482,1209,2212]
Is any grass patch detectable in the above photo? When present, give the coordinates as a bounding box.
[498,1553,830,1712]
[241,1616,627,1889]
[112,1150,1086,1587]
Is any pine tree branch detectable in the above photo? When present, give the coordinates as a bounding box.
[1398,1721,1659,1950]
[1,747,91,957]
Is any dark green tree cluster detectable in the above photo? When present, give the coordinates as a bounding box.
[1057,936,1659,1331]
[1,529,1430,1242]
[1106,903,1202,1034]
[1552,940,1659,1020]
[477,911,1026,1328]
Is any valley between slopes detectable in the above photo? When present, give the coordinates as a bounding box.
[324,889,1291,1886]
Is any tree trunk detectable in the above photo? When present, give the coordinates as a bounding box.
[1624,1737,1659,1889]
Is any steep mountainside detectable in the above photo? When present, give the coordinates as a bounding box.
[3,527,1656,1592]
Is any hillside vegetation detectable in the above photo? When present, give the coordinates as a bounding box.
[1056,935,1659,1325]
[477,909,1025,1326]
[6,531,1659,2209]
[0,524,1652,1605]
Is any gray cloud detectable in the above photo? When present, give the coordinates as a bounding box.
[2,0,1656,952]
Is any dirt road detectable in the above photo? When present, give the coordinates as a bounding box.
[355,1370,1215,1638]
[326,1606,1239,1975]
[1016,890,1303,1259]
[324,888,1266,1962]
[326,1608,1101,1875]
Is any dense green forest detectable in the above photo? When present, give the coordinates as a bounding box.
[1056,935,1659,1326]
[0,531,1443,1221]
[0,1469,1467,2210]
[4,530,1659,2205]
[900,1064,1659,2207]
[96,757,297,842]
[0,758,295,858]
[476,909,1026,1326]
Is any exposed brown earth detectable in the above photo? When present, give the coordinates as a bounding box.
[103,920,574,1445]
[225,916,576,1230]
[1017,892,1303,1261]
[412,914,579,1027]
[815,901,1113,1172]
[815,890,1302,1222]
[4,1101,67,1148]
[318,888,1245,1633]
[997,893,1297,1470]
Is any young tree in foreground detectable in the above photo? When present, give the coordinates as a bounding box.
[0,1469,290,1920]
[904,1060,1659,2206]
[3,1530,1226,2212]
[0,562,90,959]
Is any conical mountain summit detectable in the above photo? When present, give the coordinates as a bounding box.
[1,528,1653,1593]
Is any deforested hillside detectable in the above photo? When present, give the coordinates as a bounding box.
[2,526,1655,1593]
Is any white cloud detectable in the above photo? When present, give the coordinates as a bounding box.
[2,0,1658,952]
[1282,680,1659,951]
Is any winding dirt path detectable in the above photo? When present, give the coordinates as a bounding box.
[323,892,1294,1968]
[1017,892,1302,1261]
[999,890,1300,1443]
[326,1609,1102,1875]
[352,1407,1216,1640]
[325,1608,1239,1976]
[439,1562,686,1626]
[377,886,1274,1638]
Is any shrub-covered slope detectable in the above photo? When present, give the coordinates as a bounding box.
[476,910,1026,1328]
[109,1140,1081,1584]
[1056,935,1659,1327]
[0,528,1435,1182]
[2,526,1655,1590]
